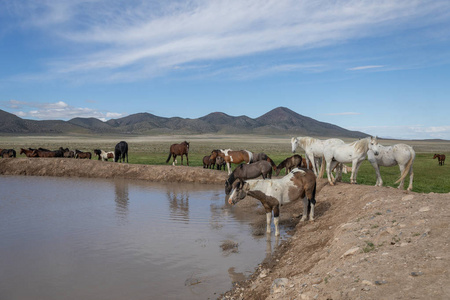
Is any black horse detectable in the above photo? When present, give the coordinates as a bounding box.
[1,149,16,158]
[114,141,129,163]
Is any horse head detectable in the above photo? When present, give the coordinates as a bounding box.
[369,136,380,156]
[228,180,247,205]
[291,137,298,153]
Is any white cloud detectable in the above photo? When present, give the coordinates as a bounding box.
[349,125,450,140]
[5,99,124,121]
[4,0,450,81]
[347,65,384,71]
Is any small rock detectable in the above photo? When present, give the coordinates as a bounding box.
[341,247,359,258]
[402,195,414,201]
[271,278,289,294]
[419,206,430,212]
[410,271,424,277]
[375,280,387,285]
[362,280,374,286]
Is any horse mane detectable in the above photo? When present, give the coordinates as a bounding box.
[298,137,318,148]
[351,137,370,154]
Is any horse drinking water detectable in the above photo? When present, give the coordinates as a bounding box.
[166,141,189,166]
[228,168,316,236]
[224,160,273,195]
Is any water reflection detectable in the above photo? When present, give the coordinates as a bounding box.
[114,179,129,222]
[266,234,280,258]
[166,189,190,222]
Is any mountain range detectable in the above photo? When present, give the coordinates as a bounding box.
[0,107,367,138]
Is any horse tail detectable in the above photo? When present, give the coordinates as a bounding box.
[166,151,172,163]
[317,155,325,178]
[395,148,415,184]
[311,180,317,206]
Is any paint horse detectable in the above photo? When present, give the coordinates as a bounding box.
[291,137,345,177]
[94,149,115,161]
[210,149,253,175]
[228,168,316,236]
[368,143,415,191]
[225,160,273,195]
[323,136,379,185]
[166,141,189,166]
[433,154,446,166]
[114,141,129,163]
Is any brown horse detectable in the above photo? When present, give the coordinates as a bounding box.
[75,150,92,159]
[1,149,16,158]
[215,156,226,171]
[166,141,189,166]
[210,149,253,175]
[20,148,36,157]
[253,152,277,172]
[433,154,446,166]
[275,154,303,175]
[31,149,59,157]
[225,160,273,195]
[202,155,215,169]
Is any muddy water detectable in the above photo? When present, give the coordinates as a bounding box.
[0,175,288,300]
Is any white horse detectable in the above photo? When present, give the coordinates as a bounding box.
[367,143,415,191]
[291,136,345,177]
[323,136,379,185]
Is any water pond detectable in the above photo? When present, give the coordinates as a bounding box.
[0,175,288,300]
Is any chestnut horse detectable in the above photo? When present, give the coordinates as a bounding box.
[75,150,92,159]
[433,154,446,166]
[20,148,35,157]
[276,154,303,175]
[166,141,189,166]
[210,149,253,175]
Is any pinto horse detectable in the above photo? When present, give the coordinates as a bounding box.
[114,141,129,163]
[433,154,446,166]
[94,149,115,161]
[166,141,189,166]
[228,168,316,236]
[210,149,253,175]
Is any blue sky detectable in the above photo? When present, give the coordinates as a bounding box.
[1,0,450,140]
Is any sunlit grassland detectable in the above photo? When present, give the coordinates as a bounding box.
[1,135,449,193]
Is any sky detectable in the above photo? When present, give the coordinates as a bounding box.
[1,0,450,140]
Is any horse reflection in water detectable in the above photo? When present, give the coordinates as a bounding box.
[166,189,190,222]
[114,180,129,222]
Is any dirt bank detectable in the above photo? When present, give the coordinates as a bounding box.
[0,157,228,184]
[2,158,449,299]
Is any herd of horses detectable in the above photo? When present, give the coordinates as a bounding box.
[1,141,129,162]
[1,137,447,236]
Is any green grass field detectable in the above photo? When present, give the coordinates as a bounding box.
[1,135,449,193]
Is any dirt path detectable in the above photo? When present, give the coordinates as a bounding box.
[2,158,449,299]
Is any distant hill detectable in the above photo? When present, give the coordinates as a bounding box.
[0,107,368,138]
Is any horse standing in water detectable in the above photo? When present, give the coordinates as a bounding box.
[367,143,415,191]
[433,154,446,166]
[210,149,253,175]
[166,141,189,166]
[323,136,379,186]
[114,141,128,163]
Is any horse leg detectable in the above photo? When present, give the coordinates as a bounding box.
[352,160,363,184]
[186,154,189,166]
[397,164,406,190]
[226,162,232,175]
[180,155,184,165]
[407,166,414,191]
[325,158,335,185]
[172,155,177,166]
[369,160,382,186]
